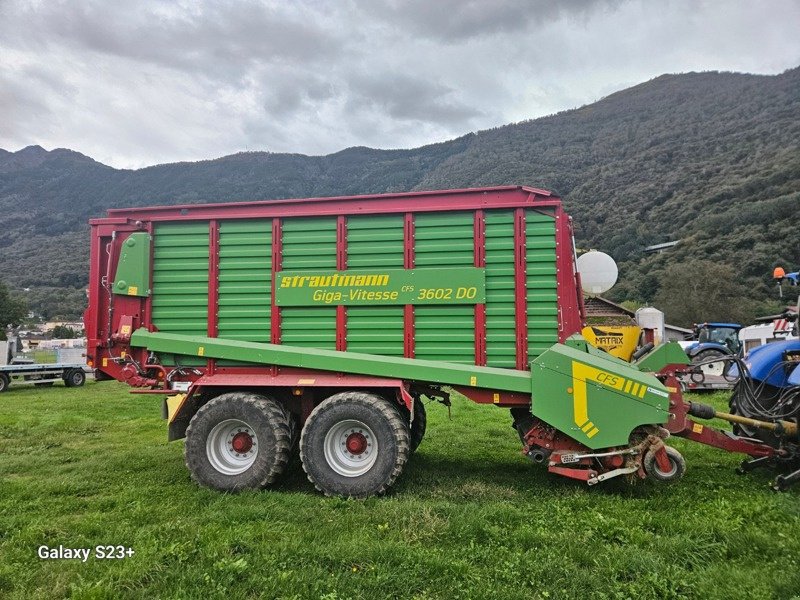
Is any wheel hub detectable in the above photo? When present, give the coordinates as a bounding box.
[346,432,368,455]
[231,431,254,454]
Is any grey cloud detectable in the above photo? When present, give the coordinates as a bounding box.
[0,63,68,139]
[356,0,624,42]
[259,69,337,118]
[346,74,484,126]
[2,0,346,79]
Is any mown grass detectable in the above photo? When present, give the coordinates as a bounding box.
[0,382,798,599]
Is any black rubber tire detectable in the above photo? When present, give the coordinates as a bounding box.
[643,446,686,482]
[184,392,292,492]
[691,349,728,377]
[409,400,427,453]
[0,373,9,393]
[729,382,783,445]
[63,369,86,387]
[300,391,410,498]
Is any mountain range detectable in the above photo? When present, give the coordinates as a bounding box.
[1,67,798,323]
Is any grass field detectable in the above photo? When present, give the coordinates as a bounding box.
[0,381,798,599]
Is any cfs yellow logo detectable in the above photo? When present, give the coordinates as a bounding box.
[571,362,647,438]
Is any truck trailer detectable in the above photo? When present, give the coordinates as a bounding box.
[84,186,798,496]
[0,340,87,392]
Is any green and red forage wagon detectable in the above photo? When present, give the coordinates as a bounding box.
[84,186,798,497]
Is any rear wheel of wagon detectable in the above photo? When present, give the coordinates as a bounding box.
[184,392,292,492]
[300,391,410,498]
[0,373,9,393]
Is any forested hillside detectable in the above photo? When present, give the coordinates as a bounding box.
[1,67,798,324]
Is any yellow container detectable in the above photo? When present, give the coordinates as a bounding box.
[582,325,642,362]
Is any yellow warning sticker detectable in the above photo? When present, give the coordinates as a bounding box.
[470,376,477,386]
[198,346,205,356]
[493,393,500,404]
[692,423,704,434]
[298,378,316,385]
[120,325,131,335]
[127,286,138,295]
[102,358,108,367]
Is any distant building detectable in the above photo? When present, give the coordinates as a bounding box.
[43,321,84,332]
[643,241,680,254]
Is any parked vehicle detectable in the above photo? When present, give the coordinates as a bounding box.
[729,305,800,490]
[682,322,743,377]
[84,186,799,496]
[0,339,88,392]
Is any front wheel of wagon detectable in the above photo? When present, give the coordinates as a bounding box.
[300,391,410,498]
[184,392,292,492]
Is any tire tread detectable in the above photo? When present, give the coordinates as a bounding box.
[300,391,409,498]
[184,392,292,491]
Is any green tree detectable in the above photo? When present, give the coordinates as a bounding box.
[51,325,78,339]
[652,260,755,328]
[0,280,27,341]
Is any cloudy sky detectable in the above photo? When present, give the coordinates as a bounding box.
[1,0,799,169]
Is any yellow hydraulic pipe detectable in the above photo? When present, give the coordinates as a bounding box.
[712,410,797,438]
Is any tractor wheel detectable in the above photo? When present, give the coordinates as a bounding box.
[184,392,292,492]
[63,369,86,388]
[729,382,782,446]
[644,446,686,482]
[691,349,728,378]
[300,391,410,498]
[0,373,9,393]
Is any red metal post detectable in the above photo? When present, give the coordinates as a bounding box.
[336,215,347,351]
[271,218,282,345]
[142,222,155,334]
[403,213,415,358]
[514,207,528,370]
[474,209,487,366]
[555,209,585,340]
[207,220,220,374]
[84,224,103,358]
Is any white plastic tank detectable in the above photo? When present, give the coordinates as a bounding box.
[636,307,665,345]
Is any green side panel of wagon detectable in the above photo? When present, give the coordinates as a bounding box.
[484,210,516,368]
[217,219,272,343]
[280,217,337,349]
[414,211,475,365]
[346,214,405,357]
[525,210,558,359]
[151,222,209,366]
